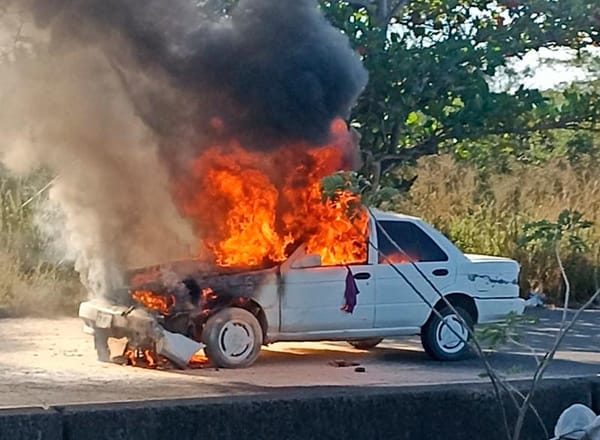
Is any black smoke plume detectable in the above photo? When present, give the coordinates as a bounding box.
[28,0,368,150]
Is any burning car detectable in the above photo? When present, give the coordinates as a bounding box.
[79,209,525,369]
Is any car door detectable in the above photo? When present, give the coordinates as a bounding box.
[280,263,376,333]
[372,220,456,329]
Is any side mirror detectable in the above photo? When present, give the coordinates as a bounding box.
[291,254,322,269]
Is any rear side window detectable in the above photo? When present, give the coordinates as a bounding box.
[377,221,448,263]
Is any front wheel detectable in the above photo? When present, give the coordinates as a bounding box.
[421,306,473,361]
[202,308,263,369]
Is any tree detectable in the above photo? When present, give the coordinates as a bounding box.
[338,0,409,26]
[320,0,600,193]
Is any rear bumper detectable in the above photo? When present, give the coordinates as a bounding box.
[475,297,525,323]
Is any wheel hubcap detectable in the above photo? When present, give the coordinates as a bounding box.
[436,314,468,354]
[218,320,253,360]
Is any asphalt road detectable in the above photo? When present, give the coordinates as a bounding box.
[0,307,598,409]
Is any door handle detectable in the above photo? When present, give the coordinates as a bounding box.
[353,272,371,280]
[432,268,449,277]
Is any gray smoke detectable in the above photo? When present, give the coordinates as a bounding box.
[0,0,367,298]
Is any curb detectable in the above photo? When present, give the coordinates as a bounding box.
[1,378,599,440]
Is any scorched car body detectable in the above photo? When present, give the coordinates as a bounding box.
[79,209,525,368]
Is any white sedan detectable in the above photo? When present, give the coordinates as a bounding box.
[80,209,525,368]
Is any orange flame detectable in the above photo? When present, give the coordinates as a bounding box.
[131,290,176,315]
[202,288,218,302]
[189,352,210,367]
[175,121,368,268]
[379,252,417,264]
[124,348,161,369]
[199,288,219,318]
[125,348,137,366]
[144,350,158,368]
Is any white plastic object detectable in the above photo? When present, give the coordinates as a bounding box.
[156,329,206,369]
[553,404,596,439]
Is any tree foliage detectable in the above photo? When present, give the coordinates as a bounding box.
[519,209,593,254]
[320,0,600,192]
[5,0,599,193]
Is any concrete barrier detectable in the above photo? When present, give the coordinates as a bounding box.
[0,379,598,440]
[0,407,62,440]
[590,378,600,414]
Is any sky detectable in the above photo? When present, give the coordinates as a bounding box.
[516,47,599,91]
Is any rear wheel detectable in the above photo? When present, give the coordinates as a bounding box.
[421,306,473,361]
[202,308,263,369]
[348,338,384,350]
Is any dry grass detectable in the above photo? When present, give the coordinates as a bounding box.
[0,172,84,317]
[396,155,600,304]
[0,251,84,316]
[2,156,599,312]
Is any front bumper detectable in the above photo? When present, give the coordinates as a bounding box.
[475,297,526,324]
[78,300,204,368]
[79,300,156,336]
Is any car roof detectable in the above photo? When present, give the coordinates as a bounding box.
[368,208,422,222]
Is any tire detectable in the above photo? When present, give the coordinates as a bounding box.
[202,307,263,369]
[421,306,473,361]
[348,338,384,350]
